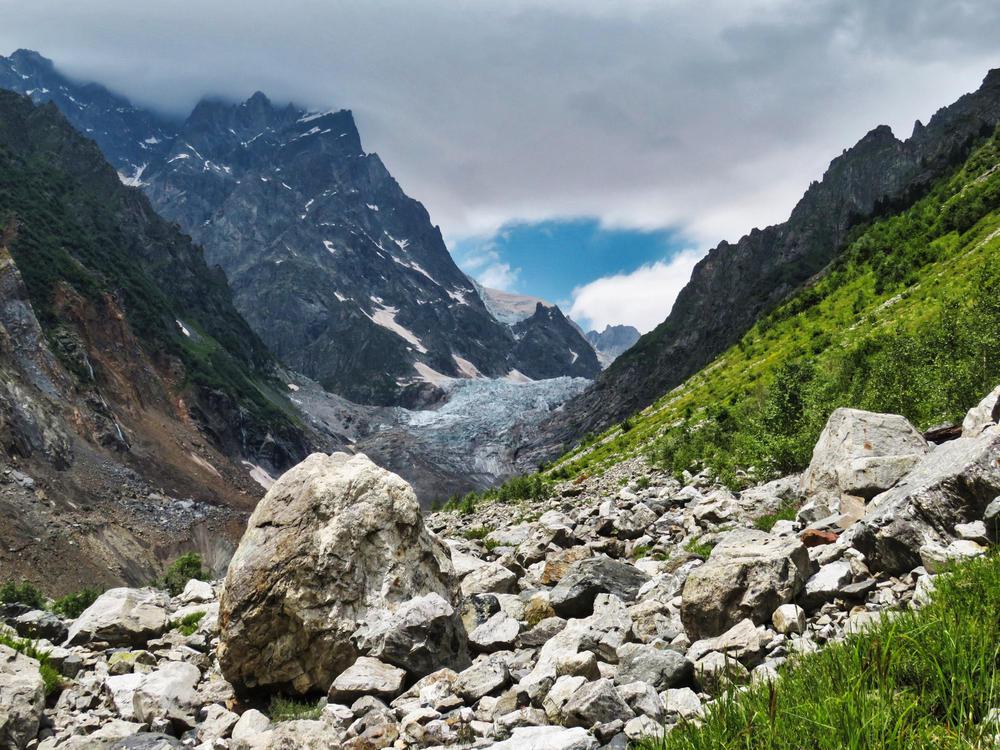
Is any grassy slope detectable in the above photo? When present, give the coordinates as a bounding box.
[544,126,1000,489]
[637,552,1000,750]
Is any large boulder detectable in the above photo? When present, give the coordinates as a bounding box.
[65,588,169,647]
[680,528,809,640]
[219,453,463,694]
[844,427,1000,574]
[0,645,44,750]
[801,408,928,502]
[550,556,650,618]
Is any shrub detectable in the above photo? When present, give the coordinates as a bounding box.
[684,537,716,558]
[50,588,100,619]
[160,553,209,596]
[0,580,45,609]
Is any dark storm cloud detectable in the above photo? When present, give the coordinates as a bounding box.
[2,0,998,245]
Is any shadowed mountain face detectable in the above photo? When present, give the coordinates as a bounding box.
[523,68,1000,463]
[0,51,600,407]
[0,89,311,590]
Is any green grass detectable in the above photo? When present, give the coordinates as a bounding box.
[684,538,716,558]
[752,500,799,533]
[438,473,550,515]
[539,124,1000,491]
[636,551,1000,750]
[172,611,206,636]
[267,695,324,722]
[0,633,62,696]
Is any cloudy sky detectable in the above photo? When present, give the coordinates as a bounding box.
[3,1,999,331]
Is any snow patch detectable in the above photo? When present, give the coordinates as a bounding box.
[117,163,148,187]
[143,136,161,145]
[504,369,534,384]
[167,153,190,163]
[323,240,337,255]
[175,319,191,337]
[452,355,482,379]
[413,362,451,386]
[364,305,428,353]
[334,292,348,302]
[367,203,379,212]
[286,383,300,392]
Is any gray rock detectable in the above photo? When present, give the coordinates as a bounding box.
[961,384,1000,437]
[231,709,271,741]
[13,610,66,642]
[65,588,168,647]
[662,686,702,719]
[613,644,692,691]
[801,408,928,500]
[218,453,463,693]
[919,539,987,573]
[469,612,520,652]
[543,675,588,722]
[461,562,518,596]
[0,645,44,750]
[801,560,854,609]
[198,703,239,741]
[455,656,510,701]
[845,429,1000,573]
[562,678,636,728]
[985,496,1000,541]
[771,604,806,635]
[328,656,406,701]
[132,661,201,729]
[680,528,809,639]
[550,556,651,618]
[352,592,469,677]
[694,651,749,694]
[109,735,183,750]
[488,725,598,750]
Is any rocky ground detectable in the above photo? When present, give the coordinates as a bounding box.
[1,387,998,749]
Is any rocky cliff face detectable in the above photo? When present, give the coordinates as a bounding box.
[0,51,601,407]
[0,90,308,591]
[533,69,1000,458]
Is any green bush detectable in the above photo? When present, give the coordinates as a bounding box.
[160,553,209,596]
[752,500,799,533]
[0,580,45,609]
[50,588,100,619]
[637,551,1000,750]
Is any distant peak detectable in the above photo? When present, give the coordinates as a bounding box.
[244,90,272,107]
[8,48,54,71]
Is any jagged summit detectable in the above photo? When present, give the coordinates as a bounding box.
[0,50,601,405]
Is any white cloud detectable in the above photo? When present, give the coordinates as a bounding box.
[2,1,998,252]
[568,250,704,333]
[476,261,520,291]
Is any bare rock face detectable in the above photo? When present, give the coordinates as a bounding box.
[844,426,1000,574]
[801,408,929,503]
[218,453,463,694]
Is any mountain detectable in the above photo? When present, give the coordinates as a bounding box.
[585,324,640,367]
[530,68,1000,457]
[0,89,308,589]
[537,106,1000,487]
[0,51,601,407]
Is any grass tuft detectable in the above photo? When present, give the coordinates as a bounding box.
[268,695,323,722]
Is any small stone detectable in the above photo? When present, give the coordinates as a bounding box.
[771,604,806,635]
[329,657,406,701]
